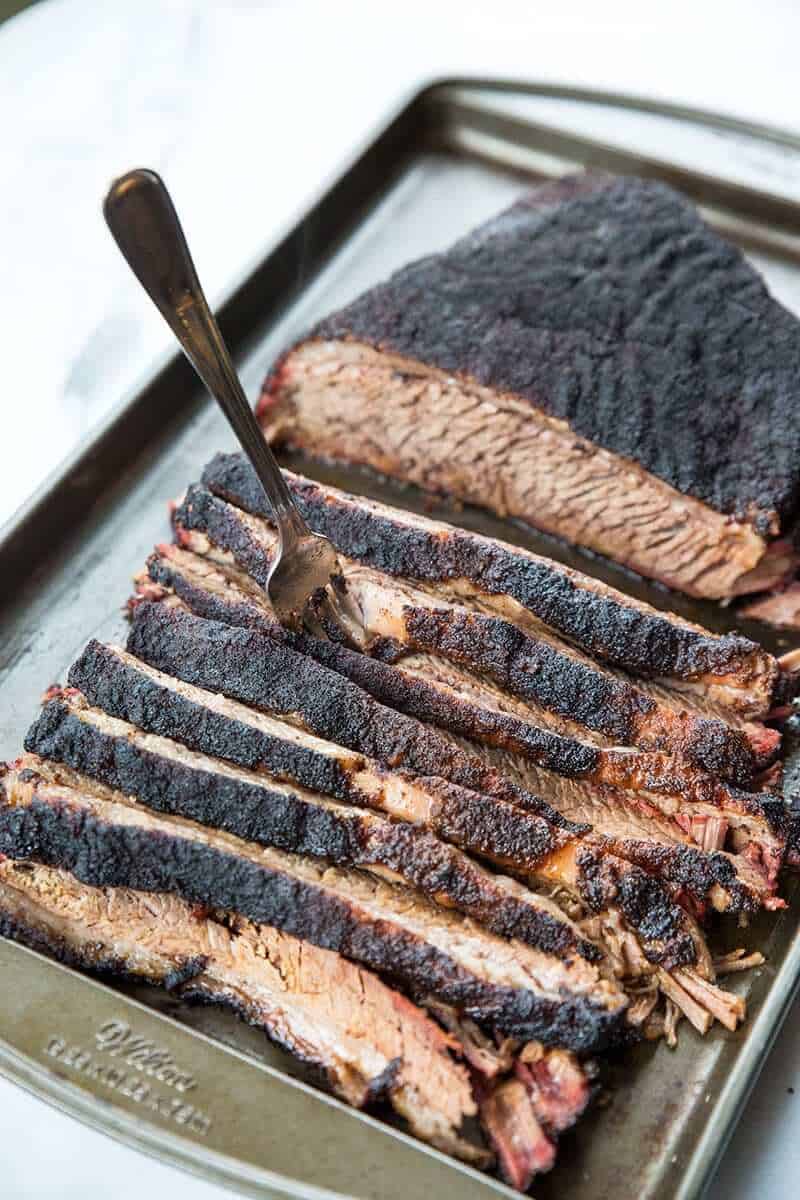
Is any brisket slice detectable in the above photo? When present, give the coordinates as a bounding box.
[64,641,724,975]
[144,543,786,855]
[67,641,584,875]
[139,555,782,915]
[0,860,484,1162]
[477,1079,556,1187]
[120,603,775,917]
[0,770,628,1054]
[121,603,588,835]
[255,174,800,601]
[201,453,782,716]
[146,539,786,890]
[24,697,600,962]
[174,480,778,782]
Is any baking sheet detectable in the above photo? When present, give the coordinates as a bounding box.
[2,81,800,1200]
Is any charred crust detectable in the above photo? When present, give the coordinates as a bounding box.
[163,955,208,991]
[25,701,592,960]
[124,603,584,838]
[575,847,697,970]
[173,485,273,587]
[604,839,760,916]
[202,451,771,688]
[0,798,625,1053]
[67,642,353,802]
[282,174,800,532]
[400,606,650,743]
[683,721,767,790]
[175,482,766,779]
[147,551,601,779]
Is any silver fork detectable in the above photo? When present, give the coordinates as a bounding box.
[103,168,358,641]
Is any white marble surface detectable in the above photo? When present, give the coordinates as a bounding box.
[2,0,800,1195]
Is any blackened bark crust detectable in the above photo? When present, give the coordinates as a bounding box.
[25,700,596,960]
[0,796,624,1053]
[201,452,768,687]
[123,604,582,837]
[282,174,800,532]
[146,549,601,780]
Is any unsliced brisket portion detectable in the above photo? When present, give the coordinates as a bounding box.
[174,480,778,782]
[0,859,483,1161]
[255,174,800,602]
[24,697,599,961]
[0,770,628,1053]
[201,454,782,717]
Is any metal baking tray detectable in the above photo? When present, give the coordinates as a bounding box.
[2,80,800,1200]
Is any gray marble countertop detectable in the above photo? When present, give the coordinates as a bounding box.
[2,0,800,1196]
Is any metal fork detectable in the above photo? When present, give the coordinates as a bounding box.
[103,168,359,640]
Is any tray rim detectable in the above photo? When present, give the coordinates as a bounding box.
[3,76,800,1200]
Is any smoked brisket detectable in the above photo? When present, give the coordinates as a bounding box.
[0,859,484,1161]
[256,174,800,602]
[0,768,629,1054]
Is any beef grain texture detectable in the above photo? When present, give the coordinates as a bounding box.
[0,787,627,1053]
[280,174,800,533]
[25,699,597,960]
[256,173,800,601]
[201,453,776,695]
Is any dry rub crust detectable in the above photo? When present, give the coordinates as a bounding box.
[120,605,584,836]
[257,174,800,596]
[202,452,781,707]
[170,484,772,785]
[25,697,599,962]
[144,544,787,843]
[0,769,629,1055]
[118,604,773,922]
[67,639,582,872]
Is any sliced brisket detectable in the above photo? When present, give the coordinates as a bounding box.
[0,769,628,1054]
[175,477,781,781]
[24,696,599,961]
[144,542,786,851]
[0,859,483,1160]
[199,456,785,718]
[66,641,585,877]
[121,601,780,916]
[255,174,800,601]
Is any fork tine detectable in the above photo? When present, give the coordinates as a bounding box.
[302,582,364,648]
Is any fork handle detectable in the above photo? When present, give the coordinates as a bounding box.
[103,168,307,543]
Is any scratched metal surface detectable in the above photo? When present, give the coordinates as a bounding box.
[1,83,800,1200]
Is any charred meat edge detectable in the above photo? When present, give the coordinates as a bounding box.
[64,640,728,980]
[0,769,629,1054]
[82,625,747,1029]
[120,603,770,923]
[0,859,488,1160]
[141,542,787,899]
[173,482,777,785]
[24,696,603,965]
[255,175,800,601]
[201,452,782,713]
